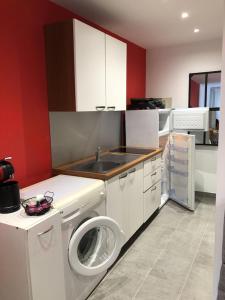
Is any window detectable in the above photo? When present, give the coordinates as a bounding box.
[188,71,221,146]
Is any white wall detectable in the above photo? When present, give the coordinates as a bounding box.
[214,12,225,298]
[195,146,218,193]
[146,39,222,193]
[146,39,222,108]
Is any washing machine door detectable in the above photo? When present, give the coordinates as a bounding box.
[68,216,124,276]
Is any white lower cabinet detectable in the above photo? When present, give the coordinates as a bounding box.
[143,155,162,222]
[126,165,144,239]
[106,163,143,243]
[106,155,162,244]
[143,154,161,176]
[27,214,65,300]
[0,211,65,300]
[143,181,161,222]
[143,168,161,192]
[106,171,129,242]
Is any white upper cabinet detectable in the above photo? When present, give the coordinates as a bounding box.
[45,19,127,112]
[74,20,106,111]
[106,35,127,111]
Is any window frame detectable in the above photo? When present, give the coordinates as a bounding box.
[188,70,221,146]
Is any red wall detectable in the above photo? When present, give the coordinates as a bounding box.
[0,0,146,187]
[190,80,200,107]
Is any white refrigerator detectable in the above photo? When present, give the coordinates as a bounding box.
[125,108,209,211]
[161,132,195,210]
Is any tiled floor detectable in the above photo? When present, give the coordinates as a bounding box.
[89,193,215,300]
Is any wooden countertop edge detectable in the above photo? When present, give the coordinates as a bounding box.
[52,148,163,181]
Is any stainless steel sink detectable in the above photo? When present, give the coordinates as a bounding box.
[70,160,121,173]
[101,153,142,164]
[110,147,156,155]
[68,152,143,174]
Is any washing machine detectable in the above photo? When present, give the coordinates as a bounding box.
[21,175,124,300]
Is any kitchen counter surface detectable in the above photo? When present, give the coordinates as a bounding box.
[52,147,162,180]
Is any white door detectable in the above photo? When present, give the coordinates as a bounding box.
[106,35,127,111]
[28,213,66,300]
[68,216,124,276]
[106,172,130,243]
[168,133,195,211]
[74,20,106,111]
[126,164,144,238]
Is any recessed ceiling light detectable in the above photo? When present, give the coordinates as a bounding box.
[181,12,189,19]
[194,28,200,33]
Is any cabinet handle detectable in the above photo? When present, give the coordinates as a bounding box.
[107,106,116,111]
[38,225,53,236]
[151,172,157,176]
[129,168,136,174]
[119,173,127,179]
[151,156,157,161]
[151,186,157,192]
[96,106,105,111]
[62,209,80,224]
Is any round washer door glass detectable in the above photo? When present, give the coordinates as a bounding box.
[69,216,124,276]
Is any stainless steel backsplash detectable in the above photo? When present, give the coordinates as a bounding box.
[49,112,121,167]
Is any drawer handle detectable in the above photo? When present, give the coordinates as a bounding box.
[62,209,81,224]
[151,157,157,161]
[151,172,157,176]
[96,106,105,111]
[151,186,157,192]
[129,168,136,174]
[38,225,53,236]
[107,106,116,110]
[119,173,127,179]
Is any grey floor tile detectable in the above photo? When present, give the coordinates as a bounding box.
[176,212,207,234]
[195,197,216,220]
[178,246,214,300]
[135,254,191,300]
[178,223,215,300]
[89,194,215,300]
[150,201,187,229]
[165,229,203,260]
[89,245,160,300]
[179,264,213,300]
[133,223,174,251]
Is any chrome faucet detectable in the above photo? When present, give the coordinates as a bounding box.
[96,146,101,162]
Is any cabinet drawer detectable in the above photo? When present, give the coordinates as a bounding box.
[143,181,161,222]
[144,155,161,176]
[143,168,161,192]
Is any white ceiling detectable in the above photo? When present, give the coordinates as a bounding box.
[51,0,224,49]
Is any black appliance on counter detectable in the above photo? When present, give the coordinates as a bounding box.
[127,98,165,110]
[0,157,20,213]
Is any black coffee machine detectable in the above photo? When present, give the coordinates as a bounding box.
[0,157,20,213]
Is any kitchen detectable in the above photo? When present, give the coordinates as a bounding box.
[0,0,224,300]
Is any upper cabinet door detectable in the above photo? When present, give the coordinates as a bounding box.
[45,19,127,112]
[106,35,127,111]
[74,20,106,111]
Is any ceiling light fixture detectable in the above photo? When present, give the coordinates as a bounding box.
[181,12,189,19]
[194,28,200,33]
